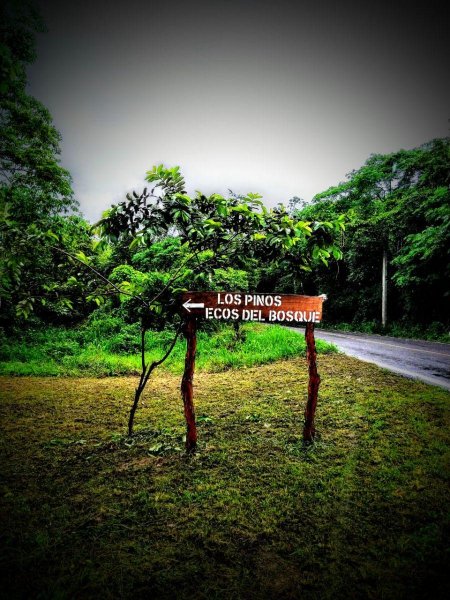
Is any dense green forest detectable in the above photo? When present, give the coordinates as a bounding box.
[2,136,449,338]
[295,138,450,336]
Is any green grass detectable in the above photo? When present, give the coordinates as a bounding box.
[0,355,449,598]
[323,320,450,343]
[0,322,337,376]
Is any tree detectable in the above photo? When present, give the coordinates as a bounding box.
[0,0,74,209]
[94,165,344,448]
[296,138,450,329]
[0,0,78,323]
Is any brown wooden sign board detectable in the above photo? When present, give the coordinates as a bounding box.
[181,291,325,323]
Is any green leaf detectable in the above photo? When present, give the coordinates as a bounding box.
[129,236,143,250]
[246,192,263,201]
[204,219,222,228]
[45,230,59,242]
[75,251,89,264]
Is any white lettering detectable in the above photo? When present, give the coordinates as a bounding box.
[243,294,283,307]
[217,293,242,306]
[207,297,320,323]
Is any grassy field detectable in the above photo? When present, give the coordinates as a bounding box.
[0,323,336,376]
[0,353,449,599]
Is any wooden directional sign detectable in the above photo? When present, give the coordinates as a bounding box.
[181,291,326,323]
[179,290,327,449]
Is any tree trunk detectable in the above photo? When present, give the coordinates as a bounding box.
[181,316,198,452]
[382,249,387,328]
[128,326,147,436]
[128,325,182,437]
[303,322,320,442]
[128,386,142,437]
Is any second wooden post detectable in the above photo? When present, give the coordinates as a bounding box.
[303,322,320,442]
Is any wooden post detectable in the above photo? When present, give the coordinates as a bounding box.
[181,315,198,452]
[303,322,320,442]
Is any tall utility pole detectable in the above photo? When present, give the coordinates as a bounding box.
[382,250,387,328]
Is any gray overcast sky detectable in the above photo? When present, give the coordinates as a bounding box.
[28,0,449,222]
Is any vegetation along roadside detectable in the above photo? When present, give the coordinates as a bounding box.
[0,321,337,377]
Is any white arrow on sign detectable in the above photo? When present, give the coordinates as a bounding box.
[183,298,205,312]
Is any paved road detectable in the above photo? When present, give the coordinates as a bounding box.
[292,328,450,391]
